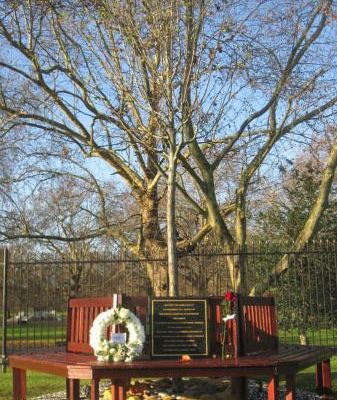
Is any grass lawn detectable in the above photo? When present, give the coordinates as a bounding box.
[4,324,66,340]
[0,369,65,400]
[279,328,337,347]
[296,357,337,395]
[0,324,66,352]
[1,358,337,400]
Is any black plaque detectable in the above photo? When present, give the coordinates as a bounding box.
[151,298,209,358]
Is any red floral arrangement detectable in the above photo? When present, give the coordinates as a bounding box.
[224,290,236,302]
[221,290,236,359]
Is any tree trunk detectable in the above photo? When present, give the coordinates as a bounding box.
[225,250,247,294]
[140,188,168,296]
[141,190,165,248]
[167,152,178,297]
[143,261,168,296]
[70,269,82,297]
[201,185,245,292]
[232,182,248,294]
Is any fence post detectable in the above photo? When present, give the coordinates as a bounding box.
[1,248,8,373]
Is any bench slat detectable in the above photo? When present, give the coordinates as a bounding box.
[66,296,116,354]
[236,295,278,356]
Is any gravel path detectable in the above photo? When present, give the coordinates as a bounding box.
[30,378,322,400]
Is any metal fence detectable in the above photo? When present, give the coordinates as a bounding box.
[1,240,337,370]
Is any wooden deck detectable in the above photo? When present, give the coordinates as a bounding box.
[10,344,334,400]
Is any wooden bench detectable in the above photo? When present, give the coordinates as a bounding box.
[232,295,334,399]
[9,294,335,400]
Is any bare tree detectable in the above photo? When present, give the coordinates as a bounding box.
[1,0,337,294]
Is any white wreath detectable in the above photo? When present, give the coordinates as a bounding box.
[89,307,145,362]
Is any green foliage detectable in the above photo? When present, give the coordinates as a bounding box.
[256,160,337,241]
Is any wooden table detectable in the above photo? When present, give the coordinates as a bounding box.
[9,344,334,400]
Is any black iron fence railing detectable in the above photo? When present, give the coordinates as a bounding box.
[1,240,337,371]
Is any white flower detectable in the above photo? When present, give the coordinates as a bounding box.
[223,314,236,322]
[90,307,145,363]
[118,308,129,319]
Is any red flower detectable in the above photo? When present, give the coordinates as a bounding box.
[224,291,235,302]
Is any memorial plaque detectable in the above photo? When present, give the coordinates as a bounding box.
[151,298,209,358]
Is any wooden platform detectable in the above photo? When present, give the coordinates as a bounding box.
[10,344,334,400]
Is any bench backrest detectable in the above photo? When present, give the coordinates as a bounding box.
[235,295,278,356]
[65,294,277,357]
[66,295,119,353]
